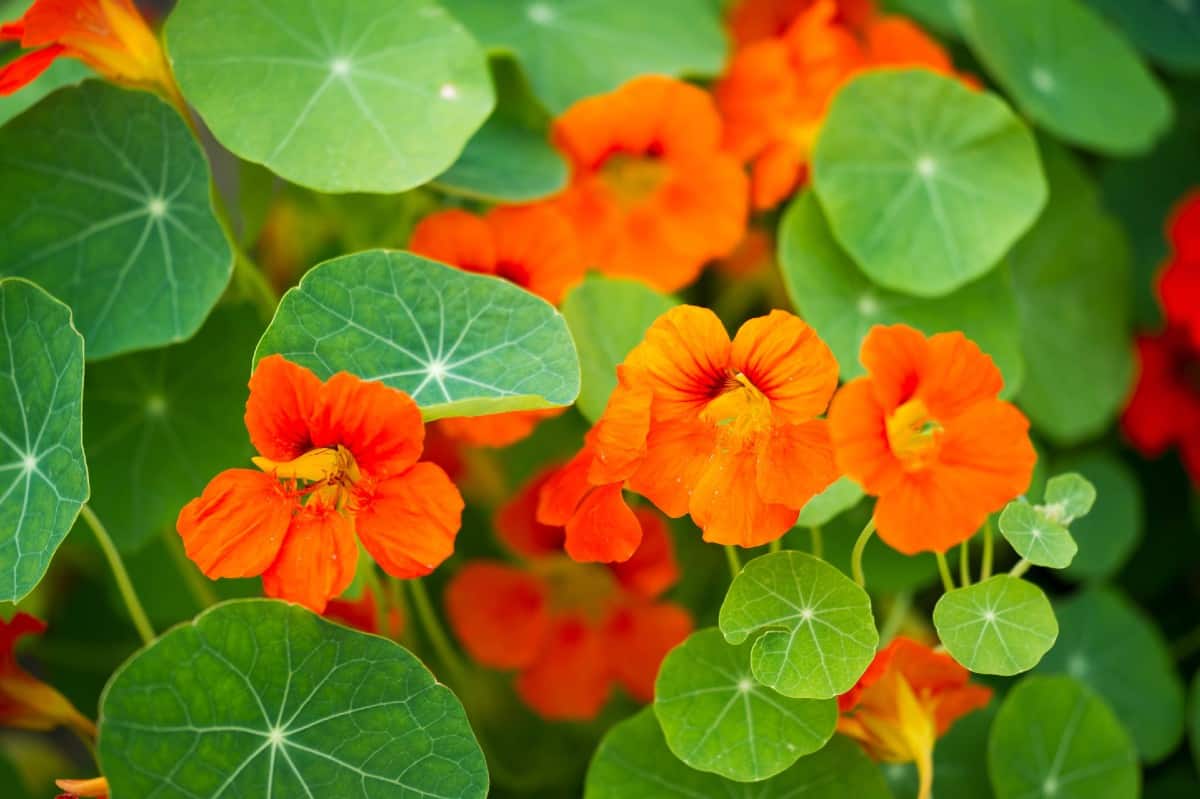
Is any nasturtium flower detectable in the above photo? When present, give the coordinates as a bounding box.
[0,614,95,738]
[446,470,690,720]
[1158,192,1200,349]
[828,325,1036,554]
[323,586,404,639]
[408,205,578,447]
[728,0,874,48]
[549,75,749,292]
[838,637,991,799]
[1123,328,1200,485]
[0,0,175,100]
[177,355,464,613]
[545,306,840,555]
[55,777,109,799]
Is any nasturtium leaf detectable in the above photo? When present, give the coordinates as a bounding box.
[561,276,676,422]
[885,706,996,799]
[933,575,1058,675]
[719,552,878,699]
[960,0,1172,155]
[811,69,1045,298]
[797,476,864,529]
[0,81,232,360]
[84,304,261,553]
[653,628,838,782]
[1057,452,1143,583]
[988,675,1140,799]
[1011,142,1133,445]
[1043,473,1097,524]
[99,600,489,798]
[998,501,1077,570]
[1085,0,1200,74]
[440,0,726,114]
[586,708,890,799]
[166,0,493,194]
[1036,589,1185,763]
[885,0,965,38]
[779,192,1024,394]
[0,279,87,602]
[255,250,580,421]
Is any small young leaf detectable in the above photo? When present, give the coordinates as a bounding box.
[797,476,864,529]
[653,628,837,782]
[1043,472,1097,524]
[255,250,580,421]
[586,708,890,798]
[0,278,88,602]
[998,501,1077,569]
[988,675,1140,799]
[933,575,1058,675]
[719,552,878,699]
[99,600,488,798]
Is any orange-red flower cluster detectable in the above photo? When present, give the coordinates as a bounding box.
[838,636,991,799]
[445,469,691,720]
[177,355,464,613]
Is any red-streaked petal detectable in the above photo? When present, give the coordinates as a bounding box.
[310,372,424,478]
[445,562,550,670]
[176,469,294,579]
[354,463,464,578]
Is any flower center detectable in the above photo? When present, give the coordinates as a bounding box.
[700,372,773,446]
[531,556,616,621]
[599,153,669,206]
[885,398,944,470]
[494,259,532,289]
[252,445,362,507]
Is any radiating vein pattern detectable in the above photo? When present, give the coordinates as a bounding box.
[0,279,87,601]
[0,81,232,360]
[255,251,580,420]
[99,600,488,799]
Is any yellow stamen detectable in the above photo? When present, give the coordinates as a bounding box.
[252,445,360,484]
[885,398,944,470]
[700,372,773,446]
[600,153,669,206]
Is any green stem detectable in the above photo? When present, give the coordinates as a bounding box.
[407,579,469,683]
[81,506,154,646]
[768,538,782,554]
[810,525,824,560]
[362,566,385,637]
[935,552,956,594]
[982,518,995,581]
[388,575,412,647]
[1009,558,1032,579]
[850,518,876,587]
[959,542,972,587]
[879,592,912,644]
[725,546,743,579]
[162,526,218,611]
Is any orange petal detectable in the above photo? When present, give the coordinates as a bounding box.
[436,408,561,448]
[628,418,717,517]
[515,615,611,720]
[564,483,642,563]
[354,463,464,578]
[536,448,594,527]
[731,310,839,422]
[829,376,906,495]
[408,208,497,275]
[323,587,404,638]
[177,469,294,579]
[864,17,954,73]
[750,141,808,210]
[496,467,568,558]
[921,330,1007,419]
[609,509,680,599]
[602,600,693,702]
[261,502,357,614]
[244,355,322,462]
[0,44,64,94]
[54,776,109,798]
[488,204,586,304]
[625,305,731,419]
[858,324,931,412]
[690,445,799,547]
[445,562,550,670]
[309,372,424,479]
[589,366,654,483]
[756,419,838,509]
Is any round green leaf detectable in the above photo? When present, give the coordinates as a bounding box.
[797,476,864,529]
[587,708,890,798]
[84,304,261,553]
[0,278,87,602]
[653,628,837,782]
[933,575,1058,675]
[1036,588,1185,763]
[0,81,233,359]
[166,0,493,193]
[432,116,565,202]
[886,0,965,38]
[779,191,1025,394]
[1057,452,1142,582]
[1085,0,1200,74]
[440,0,726,113]
[812,69,1046,297]
[988,675,1140,799]
[998,501,1077,570]
[1011,142,1134,445]
[960,0,1172,155]
[1044,473,1097,524]
[719,551,878,699]
[254,250,581,421]
[561,276,677,422]
[99,599,488,798]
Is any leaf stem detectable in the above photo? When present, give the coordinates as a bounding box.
[959,541,972,587]
[362,566,385,637]
[81,506,154,646]
[879,592,912,644]
[850,518,876,587]
[1009,558,1032,579]
[407,579,469,684]
[810,525,824,560]
[768,538,782,554]
[982,518,995,581]
[725,546,743,579]
[935,552,956,594]
[162,526,218,611]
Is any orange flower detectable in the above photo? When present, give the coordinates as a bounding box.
[323,586,404,639]
[56,777,109,799]
[728,0,875,48]
[544,306,840,553]
[0,0,175,100]
[408,205,578,447]
[1158,192,1200,349]
[838,637,992,799]
[446,472,690,720]
[177,355,464,613]
[549,75,748,292]
[0,614,95,738]
[828,325,1036,554]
